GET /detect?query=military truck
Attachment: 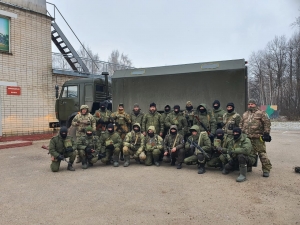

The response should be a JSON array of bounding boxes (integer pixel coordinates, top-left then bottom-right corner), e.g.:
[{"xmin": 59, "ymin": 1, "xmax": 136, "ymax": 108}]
[
  {"xmin": 51, "ymin": 72, "xmax": 112, "ymax": 128},
  {"xmin": 112, "ymin": 59, "xmax": 248, "ymax": 114}
]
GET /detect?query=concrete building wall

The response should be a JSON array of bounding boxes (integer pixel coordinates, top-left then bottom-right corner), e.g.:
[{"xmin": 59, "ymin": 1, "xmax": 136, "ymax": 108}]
[
  {"xmin": 2, "ymin": 0, "xmax": 46, "ymax": 14},
  {"xmin": 0, "ymin": 2, "xmax": 73, "ymax": 136}
]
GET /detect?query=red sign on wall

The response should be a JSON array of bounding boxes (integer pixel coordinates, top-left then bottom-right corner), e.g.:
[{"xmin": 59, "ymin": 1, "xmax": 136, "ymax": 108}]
[{"xmin": 7, "ymin": 86, "xmax": 21, "ymax": 95}]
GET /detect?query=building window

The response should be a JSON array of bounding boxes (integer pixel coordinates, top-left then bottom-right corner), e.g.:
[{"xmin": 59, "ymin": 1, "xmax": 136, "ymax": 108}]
[{"xmin": 0, "ymin": 17, "xmax": 9, "ymax": 52}]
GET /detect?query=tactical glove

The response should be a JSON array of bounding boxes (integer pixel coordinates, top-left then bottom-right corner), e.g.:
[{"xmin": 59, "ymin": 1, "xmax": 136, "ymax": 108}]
[
  {"xmin": 98, "ymin": 152, "xmax": 106, "ymax": 159},
  {"xmin": 85, "ymin": 147, "xmax": 93, "ymax": 154},
  {"xmin": 57, "ymin": 155, "xmax": 64, "ymax": 161},
  {"xmin": 262, "ymin": 132, "xmax": 272, "ymax": 142},
  {"xmin": 65, "ymin": 146, "xmax": 74, "ymax": 153}
]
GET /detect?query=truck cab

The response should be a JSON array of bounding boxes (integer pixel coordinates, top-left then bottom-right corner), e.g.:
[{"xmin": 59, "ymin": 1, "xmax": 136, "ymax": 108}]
[{"xmin": 53, "ymin": 76, "xmax": 112, "ymax": 128}]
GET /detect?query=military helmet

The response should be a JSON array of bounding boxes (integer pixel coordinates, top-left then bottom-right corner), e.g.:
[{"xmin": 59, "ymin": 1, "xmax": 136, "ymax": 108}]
[
  {"xmin": 80, "ymin": 105, "xmax": 89, "ymax": 110},
  {"xmin": 86, "ymin": 126, "xmax": 93, "ymax": 132}
]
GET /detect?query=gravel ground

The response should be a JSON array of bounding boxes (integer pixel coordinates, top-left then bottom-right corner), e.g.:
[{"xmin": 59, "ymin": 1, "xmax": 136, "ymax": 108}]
[{"xmin": 0, "ymin": 130, "xmax": 300, "ymax": 225}]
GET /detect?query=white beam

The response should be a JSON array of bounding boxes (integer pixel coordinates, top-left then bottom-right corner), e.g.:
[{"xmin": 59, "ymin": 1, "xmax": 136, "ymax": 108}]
[
  {"xmin": 0, "ymin": 10, "xmax": 18, "ymax": 18},
  {"xmin": 0, "ymin": 81, "xmax": 17, "ymax": 86}
]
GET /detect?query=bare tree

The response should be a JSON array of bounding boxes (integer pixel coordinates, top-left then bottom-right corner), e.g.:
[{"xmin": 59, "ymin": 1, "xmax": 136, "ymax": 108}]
[{"xmin": 108, "ymin": 50, "xmax": 133, "ymax": 75}]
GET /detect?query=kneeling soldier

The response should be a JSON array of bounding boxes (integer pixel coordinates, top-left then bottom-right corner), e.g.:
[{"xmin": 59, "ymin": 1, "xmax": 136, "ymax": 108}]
[
  {"xmin": 99, "ymin": 123, "xmax": 123, "ymax": 167},
  {"xmin": 123, "ymin": 123, "xmax": 145, "ymax": 167},
  {"xmin": 49, "ymin": 126, "xmax": 76, "ymax": 172},
  {"xmin": 77, "ymin": 126, "xmax": 105, "ymax": 169},
  {"xmin": 219, "ymin": 127, "xmax": 256, "ymax": 182},
  {"xmin": 144, "ymin": 126, "xmax": 163, "ymax": 166},
  {"xmin": 184, "ymin": 125, "xmax": 211, "ymax": 174},
  {"xmin": 163, "ymin": 125, "xmax": 185, "ymax": 169}
]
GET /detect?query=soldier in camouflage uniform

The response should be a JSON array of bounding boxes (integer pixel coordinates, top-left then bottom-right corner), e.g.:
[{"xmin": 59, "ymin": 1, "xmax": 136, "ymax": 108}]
[
  {"xmin": 161, "ymin": 105, "xmax": 172, "ymax": 137},
  {"xmin": 206, "ymin": 129, "xmax": 231, "ymax": 170},
  {"xmin": 163, "ymin": 125, "xmax": 185, "ymax": 169},
  {"xmin": 48, "ymin": 126, "xmax": 76, "ymax": 172},
  {"xmin": 212, "ymin": 100, "xmax": 226, "ymax": 129},
  {"xmin": 183, "ymin": 125, "xmax": 211, "ymax": 174},
  {"xmin": 239, "ymin": 99, "xmax": 272, "ymax": 177},
  {"xmin": 71, "ymin": 105, "xmax": 96, "ymax": 163},
  {"xmin": 99, "ymin": 123, "xmax": 123, "ymax": 167},
  {"xmin": 142, "ymin": 102, "xmax": 164, "ymax": 137},
  {"xmin": 76, "ymin": 126, "xmax": 105, "ymax": 169},
  {"xmin": 165, "ymin": 105, "xmax": 188, "ymax": 136},
  {"xmin": 193, "ymin": 103, "xmax": 216, "ymax": 140},
  {"xmin": 219, "ymin": 127, "xmax": 256, "ymax": 182},
  {"xmin": 222, "ymin": 102, "xmax": 241, "ymax": 138},
  {"xmin": 123, "ymin": 123, "xmax": 145, "ymax": 167},
  {"xmin": 143, "ymin": 126, "xmax": 164, "ymax": 166},
  {"xmin": 130, "ymin": 103, "xmax": 144, "ymax": 131},
  {"xmin": 182, "ymin": 101, "xmax": 195, "ymax": 134},
  {"xmin": 94, "ymin": 102, "xmax": 112, "ymax": 137}
]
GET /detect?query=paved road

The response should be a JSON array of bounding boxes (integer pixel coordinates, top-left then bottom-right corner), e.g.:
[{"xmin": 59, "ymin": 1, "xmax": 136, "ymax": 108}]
[{"xmin": 0, "ymin": 130, "xmax": 300, "ymax": 224}]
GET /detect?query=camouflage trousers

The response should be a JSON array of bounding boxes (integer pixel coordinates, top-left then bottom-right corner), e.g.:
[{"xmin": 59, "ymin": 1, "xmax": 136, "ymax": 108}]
[
  {"xmin": 163, "ymin": 148, "xmax": 185, "ymax": 164},
  {"xmin": 250, "ymin": 138, "xmax": 272, "ymax": 172},
  {"xmin": 78, "ymin": 150, "xmax": 98, "ymax": 164},
  {"xmin": 145, "ymin": 149, "xmax": 161, "ymax": 166},
  {"xmin": 122, "ymin": 146, "xmax": 144, "ymax": 159},
  {"xmin": 206, "ymin": 153, "xmax": 222, "ymax": 167},
  {"xmin": 183, "ymin": 152, "xmax": 210, "ymax": 165},
  {"xmin": 50, "ymin": 151, "xmax": 76, "ymax": 172},
  {"xmin": 220, "ymin": 153, "xmax": 256, "ymax": 169},
  {"xmin": 101, "ymin": 147, "xmax": 121, "ymax": 163}
]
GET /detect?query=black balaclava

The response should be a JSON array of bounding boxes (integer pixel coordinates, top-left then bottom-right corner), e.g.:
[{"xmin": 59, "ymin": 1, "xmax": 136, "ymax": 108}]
[
  {"xmin": 199, "ymin": 105, "xmax": 206, "ymax": 113},
  {"xmin": 233, "ymin": 127, "xmax": 242, "ymax": 140},
  {"xmin": 186, "ymin": 105, "xmax": 193, "ymax": 111},
  {"xmin": 216, "ymin": 129, "xmax": 224, "ymax": 140},
  {"xmin": 148, "ymin": 130, "xmax": 154, "ymax": 138},
  {"xmin": 174, "ymin": 105, "xmax": 180, "ymax": 114},
  {"xmin": 107, "ymin": 123, "xmax": 114, "ymax": 133},
  {"xmin": 133, "ymin": 125, "xmax": 140, "ymax": 133},
  {"xmin": 227, "ymin": 103, "xmax": 235, "ymax": 113},
  {"xmin": 170, "ymin": 128, "xmax": 177, "ymax": 135},
  {"xmin": 213, "ymin": 100, "xmax": 220, "ymax": 110},
  {"xmin": 100, "ymin": 102, "xmax": 106, "ymax": 111},
  {"xmin": 164, "ymin": 105, "xmax": 171, "ymax": 113},
  {"xmin": 60, "ymin": 126, "xmax": 68, "ymax": 139}
]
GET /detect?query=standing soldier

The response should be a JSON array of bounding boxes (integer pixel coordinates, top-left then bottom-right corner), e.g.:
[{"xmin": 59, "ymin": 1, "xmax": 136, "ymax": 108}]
[
  {"xmin": 165, "ymin": 105, "xmax": 188, "ymax": 136},
  {"xmin": 111, "ymin": 103, "xmax": 131, "ymax": 161},
  {"xmin": 142, "ymin": 102, "xmax": 164, "ymax": 137},
  {"xmin": 222, "ymin": 103, "xmax": 241, "ymax": 138},
  {"xmin": 183, "ymin": 101, "xmax": 195, "ymax": 133},
  {"xmin": 130, "ymin": 103, "xmax": 144, "ymax": 131},
  {"xmin": 163, "ymin": 125, "xmax": 185, "ymax": 169},
  {"xmin": 71, "ymin": 105, "xmax": 96, "ymax": 163},
  {"xmin": 76, "ymin": 126, "xmax": 105, "ymax": 169},
  {"xmin": 161, "ymin": 105, "xmax": 172, "ymax": 137},
  {"xmin": 48, "ymin": 126, "xmax": 76, "ymax": 172},
  {"xmin": 212, "ymin": 100, "xmax": 226, "ymax": 129},
  {"xmin": 219, "ymin": 127, "xmax": 256, "ymax": 182},
  {"xmin": 143, "ymin": 126, "xmax": 164, "ymax": 166},
  {"xmin": 193, "ymin": 103, "xmax": 216, "ymax": 140},
  {"xmin": 239, "ymin": 99, "xmax": 272, "ymax": 177},
  {"xmin": 183, "ymin": 125, "xmax": 211, "ymax": 174},
  {"xmin": 99, "ymin": 123, "xmax": 123, "ymax": 167},
  {"xmin": 123, "ymin": 123, "xmax": 145, "ymax": 167},
  {"xmin": 94, "ymin": 102, "xmax": 112, "ymax": 137}
]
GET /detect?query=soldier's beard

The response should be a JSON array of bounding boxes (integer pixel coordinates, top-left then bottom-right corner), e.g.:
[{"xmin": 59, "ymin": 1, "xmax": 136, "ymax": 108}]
[
  {"xmin": 248, "ymin": 107, "xmax": 256, "ymax": 112},
  {"xmin": 118, "ymin": 109, "xmax": 124, "ymax": 114}
]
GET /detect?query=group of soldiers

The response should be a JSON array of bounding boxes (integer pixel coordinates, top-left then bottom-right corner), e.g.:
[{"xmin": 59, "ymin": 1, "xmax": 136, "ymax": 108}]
[{"xmin": 48, "ymin": 99, "xmax": 273, "ymax": 182}]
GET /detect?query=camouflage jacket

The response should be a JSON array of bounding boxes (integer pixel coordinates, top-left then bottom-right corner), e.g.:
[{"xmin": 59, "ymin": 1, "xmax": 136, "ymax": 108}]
[
  {"xmin": 142, "ymin": 111, "xmax": 164, "ymax": 134},
  {"xmin": 144, "ymin": 134, "xmax": 163, "ymax": 152},
  {"xmin": 165, "ymin": 112, "xmax": 188, "ymax": 135},
  {"xmin": 123, "ymin": 131, "xmax": 145, "ymax": 154},
  {"xmin": 77, "ymin": 135, "xmax": 101, "ymax": 155},
  {"xmin": 185, "ymin": 132, "xmax": 211, "ymax": 152},
  {"xmin": 182, "ymin": 109, "xmax": 195, "ymax": 129},
  {"xmin": 99, "ymin": 131, "xmax": 122, "ymax": 153},
  {"xmin": 222, "ymin": 111, "xmax": 241, "ymax": 136},
  {"xmin": 111, "ymin": 110, "xmax": 131, "ymax": 134},
  {"xmin": 212, "ymin": 134, "xmax": 231, "ymax": 151},
  {"xmin": 193, "ymin": 110, "xmax": 217, "ymax": 135},
  {"xmin": 163, "ymin": 133, "xmax": 184, "ymax": 152},
  {"xmin": 94, "ymin": 109, "xmax": 112, "ymax": 125},
  {"xmin": 130, "ymin": 111, "xmax": 144, "ymax": 131},
  {"xmin": 212, "ymin": 108, "xmax": 226, "ymax": 125},
  {"xmin": 239, "ymin": 108, "xmax": 271, "ymax": 138},
  {"xmin": 227, "ymin": 134, "xmax": 255, "ymax": 158},
  {"xmin": 71, "ymin": 113, "xmax": 96, "ymax": 137},
  {"xmin": 49, "ymin": 135, "xmax": 77, "ymax": 158}
]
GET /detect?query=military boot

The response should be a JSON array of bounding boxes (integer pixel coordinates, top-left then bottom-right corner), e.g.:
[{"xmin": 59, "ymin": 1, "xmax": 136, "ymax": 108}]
[
  {"xmin": 236, "ymin": 165, "xmax": 247, "ymax": 182},
  {"xmin": 222, "ymin": 163, "xmax": 230, "ymax": 175},
  {"xmin": 67, "ymin": 163, "xmax": 75, "ymax": 171},
  {"xmin": 82, "ymin": 159, "xmax": 88, "ymax": 169},
  {"xmin": 263, "ymin": 172, "xmax": 269, "ymax": 177},
  {"xmin": 88, "ymin": 162, "xmax": 93, "ymax": 167},
  {"xmin": 171, "ymin": 158, "xmax": 176, "ymax": 166},
  {"xmin": 123, "ymin": 156, "xmax": 130, "ymax": 167},
  {"xmin": 198, "ymin": 163, "xmax": 206, "ymax": 174},
  {"xmin": 153, "ymin": 155, "xmax": 160, "ymax": 167},
  {"xmin": 247, "ymin": 166, "xmax": 252, "ymax": 172},
  {"xmin": 177, "ymin": 163, "xmax": 182, "ymax": 169}
]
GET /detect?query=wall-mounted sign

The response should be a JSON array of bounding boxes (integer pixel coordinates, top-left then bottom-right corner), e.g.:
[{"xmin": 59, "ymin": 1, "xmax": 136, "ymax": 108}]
[
  {"xmin": 7, "ymin": 86, "xmax": 21, "ymax": 95},
  {"xmin": 0, "ymin": 17, "xmax": 9, "ymax": 52}
]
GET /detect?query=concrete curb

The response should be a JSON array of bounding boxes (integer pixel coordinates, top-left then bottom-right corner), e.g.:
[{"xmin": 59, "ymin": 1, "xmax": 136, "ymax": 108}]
[{"xmin": 0, "ymin": 141, "xmax": 33, "ymax": 150}]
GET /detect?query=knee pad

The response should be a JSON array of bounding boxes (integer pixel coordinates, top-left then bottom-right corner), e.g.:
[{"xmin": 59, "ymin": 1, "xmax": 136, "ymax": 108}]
[
  {"xmin": 139, "ymin": 152, "xmax": 146, "ymax": 160},
  {"xmin": 123, "ymin": 146, "xmax": 129, "ymax": 154}
]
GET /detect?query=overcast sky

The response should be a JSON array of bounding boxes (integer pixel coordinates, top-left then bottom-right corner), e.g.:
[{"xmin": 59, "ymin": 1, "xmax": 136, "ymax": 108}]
[{"xmin": 48, "ymin": 0, "xmax": 300, "ymax": 68}]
